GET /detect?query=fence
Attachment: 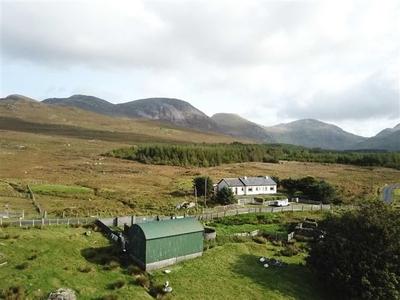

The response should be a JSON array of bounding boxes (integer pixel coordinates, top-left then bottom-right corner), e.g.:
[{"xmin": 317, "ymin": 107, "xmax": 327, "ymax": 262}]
[
  {"xmin": 1, "ymin": 203, "xmax": 346, "ymax": 228},
  {"xmin": 0, "ymin": 217, "xmax": 95, "ymax": 227}
]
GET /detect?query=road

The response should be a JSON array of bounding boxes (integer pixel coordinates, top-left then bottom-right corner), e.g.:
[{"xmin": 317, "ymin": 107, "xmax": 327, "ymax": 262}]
[{"xmin": 381, "ymin": 183, "xmax": 400, "ymax": 204}]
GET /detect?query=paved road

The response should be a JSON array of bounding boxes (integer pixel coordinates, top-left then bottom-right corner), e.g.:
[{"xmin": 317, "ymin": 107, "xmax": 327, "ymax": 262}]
[{"xmin": 382, "ymin": 183, "xmax": 400, "ymax": 204}]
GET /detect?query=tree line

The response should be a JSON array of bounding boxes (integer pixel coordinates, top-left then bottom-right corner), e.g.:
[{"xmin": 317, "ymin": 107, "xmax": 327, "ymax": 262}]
[{"xmin": 105, "ymin": 143, "xmax": 400, "ymax": 169}]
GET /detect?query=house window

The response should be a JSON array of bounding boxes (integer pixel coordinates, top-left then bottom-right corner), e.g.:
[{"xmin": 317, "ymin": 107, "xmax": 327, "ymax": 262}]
[
  {"xmin": 270, "ymin": 187, "xmax": 274, "ymax": 191},
  {"xmin": 241, "ymin": 188, "xmax": 244, "ymax": 191},
  {"xmin": 248, "ymin": 187, "xmax": 253, "ymax": 192}
]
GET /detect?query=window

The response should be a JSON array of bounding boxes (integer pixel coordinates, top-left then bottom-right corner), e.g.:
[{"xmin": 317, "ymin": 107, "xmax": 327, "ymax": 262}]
[
  {"xmin": 270, "ymin": 187, "xmax": 274, "ymax": 191},
  {"xmin": 248, "ymin": 187, "xmax": 253, "ymax": 192}
]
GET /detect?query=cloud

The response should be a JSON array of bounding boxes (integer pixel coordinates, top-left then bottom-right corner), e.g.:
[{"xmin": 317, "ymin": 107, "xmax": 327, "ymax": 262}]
[{"xmin": 1, "ymin": 0, "xmax": 399, "ymax": 137}]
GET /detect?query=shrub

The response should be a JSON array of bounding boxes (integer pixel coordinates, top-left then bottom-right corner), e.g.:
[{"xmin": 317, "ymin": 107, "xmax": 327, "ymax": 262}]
[
  {"xmin": 279, "ymin": 244, "xmax": 300, "ymax": 257},
  {"xmin": 70, "ymin": 223, "xmax": 82, "ymax": 228},
  {"xmin": 136, "ymin": 275, "xmax": 150, "ymax": 289},
  {"xmin": 34, "ymin": 225, "xmax": 46, "ymax": 230},
  {"xmin": 127, "ymin": 265, "xmax": 142, "ymax": 276},
  {"xmin": 252, "ymin": 235, "xmax": 268, "ymax": 244},
  {"xmin": 104, "ymin": 260, "xmax": 120, "ymax": 271},
  {"xmin": 28, "ymin": 254, "xmax": 38, "ymax": 260},
  {"xmin": 112, "ymin": 278, "xmax": 126, "ymax": 289},
  {"xmin": 2, "ymin": 285, "xmax": 25, "ymax": 300},
  {"xmin": 79, "ymin": 264, "xmax": 94, "ymax": 273},
  {"xmin": 2, "ymin": 233, "xmax": 12, "ymax": 239},
  {"xmin": 16, "ymin": 262, "xmax": 29, "ymax": 270}
]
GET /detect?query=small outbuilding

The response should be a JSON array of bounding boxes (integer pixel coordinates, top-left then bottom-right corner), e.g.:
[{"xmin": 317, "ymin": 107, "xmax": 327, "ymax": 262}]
[{"xmin": 127, "ymin": 217, "xmax": 204, "ymax": 271}]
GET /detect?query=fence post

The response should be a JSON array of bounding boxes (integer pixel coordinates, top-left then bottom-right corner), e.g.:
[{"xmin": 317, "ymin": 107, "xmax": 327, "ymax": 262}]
[
  {"xmin": 22, "ymin": 210, "xmax": 24, "ymax": 219},
  {"xmin": 32, "ymin": 219, "xmax": 35, "ymax": 226},
  {"xmin": 67, "ymin": 219, "xmax": 70, "ymax": 225},
  {"xmin": 42, "ymin": 218, "xmax": 44, "ymax": 225},
  {"xmin": 57, "ymin": 219, "xmax": 59, "ymax": 225},
  {"xmin": 19, "ymin": 218, "xmax": 22, "ymax": 227}
]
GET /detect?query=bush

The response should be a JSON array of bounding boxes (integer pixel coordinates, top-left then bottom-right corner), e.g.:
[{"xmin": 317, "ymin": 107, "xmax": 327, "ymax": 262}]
[
  {"xmin": 104, "ymin": 260, "xmax": 120, "ymax": 271},
  {"xmin": 279, "ymin": 244, "xmax": 300, "ymax": 257},
  {"xmin": 2, "ymin": 285, "xmax": 25, "ymax": 300},
  {"xmin": 252, "ymin": 235, "xmax": 268, "ymax": 244},
  {"xmin": 127, "ymin": 265, "xmax": 142, "ymax": 276},
  {"xmin": 136, "ymin": 275, "xmax": 150, "ymax": 289},
  {"xmin": 112, "ymin": 278, "xmax": 126, "ymax": 289},
  {"xmin": 28, "ymin": 254, "xmax": 38, "ymax": 260},
  {"xmin": 16, "ymin": 262, "xmax": 29, "ymax": 270},
  {"xmin": 79, "ymin": 264, "xmax": 94, "ymax": 273}
]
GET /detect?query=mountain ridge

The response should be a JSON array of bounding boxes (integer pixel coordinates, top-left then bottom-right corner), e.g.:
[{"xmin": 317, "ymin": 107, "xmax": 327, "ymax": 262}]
[{"xmin": 36, "ymin": 94, "xmax": 400, "ymax": 151}]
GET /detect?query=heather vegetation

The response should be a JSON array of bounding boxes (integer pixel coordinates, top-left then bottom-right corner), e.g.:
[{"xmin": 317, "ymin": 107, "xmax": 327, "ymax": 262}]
[{"xmin": 106, "ymin": 143, "xmax": 400, "ymax": 169}]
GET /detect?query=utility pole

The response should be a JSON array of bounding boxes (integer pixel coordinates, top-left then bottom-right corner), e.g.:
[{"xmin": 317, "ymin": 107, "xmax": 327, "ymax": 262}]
[
  {"xmin": 194, "ymin": 186, "xmax": 198, "ymax": 213},
  {"xmin": 204, "ymin": 177, "xmax": 207, "ymax": 208}
]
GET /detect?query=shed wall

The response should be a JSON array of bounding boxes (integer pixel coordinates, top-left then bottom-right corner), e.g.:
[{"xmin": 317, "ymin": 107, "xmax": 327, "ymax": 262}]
[{"xmin": 146, "ymin": 231, "xmax": 203, "ymax": 264}]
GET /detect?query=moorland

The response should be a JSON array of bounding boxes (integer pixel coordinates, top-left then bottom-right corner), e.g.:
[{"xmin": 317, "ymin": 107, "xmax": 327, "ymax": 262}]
[{"xmin": 0, "ymin": 96, "xmax": 399, "ymax": 299}]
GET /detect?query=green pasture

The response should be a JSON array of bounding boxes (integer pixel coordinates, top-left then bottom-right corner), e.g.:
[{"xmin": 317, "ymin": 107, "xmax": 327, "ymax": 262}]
[
  {"xmin": 30, "ymin": 185, "xmax": 93, "ymax": 197},
  {"xmin": 0, "ymin": 224, "xmax": 333, "ymax": 300}
]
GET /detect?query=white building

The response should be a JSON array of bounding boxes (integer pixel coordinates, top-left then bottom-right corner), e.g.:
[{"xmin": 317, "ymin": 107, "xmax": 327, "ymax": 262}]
[{"xmin": 216, "ymin": 176, "xmax": 277, "ymax": 196}]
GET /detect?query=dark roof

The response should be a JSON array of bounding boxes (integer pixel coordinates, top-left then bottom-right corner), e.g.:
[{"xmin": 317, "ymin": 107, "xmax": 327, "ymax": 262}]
[
  {"xmin": 135, "ymin": 217, "xmax": 204, "ymax": 240},
  {"xmin": 220, "ymin": 176, "xmax": 277, "ymax": 187},
  {"xmin": 239, "ymin": 176, "xmax": 276, "ymax": 186},
  {"xmin": 220, "ymin": 178, "xmax": 245, "ymax": 187}
]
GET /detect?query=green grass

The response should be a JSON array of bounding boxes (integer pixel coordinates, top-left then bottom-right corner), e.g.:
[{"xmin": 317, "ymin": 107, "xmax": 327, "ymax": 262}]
[
  {"xmin": 0, "ymin": 221, "xmax": 335, "ymax": 300},
  {"xmin": 0, "ymin": 225, "xmax": 151, "ymax": 300},
  {"xmin": 30, "ymin": 184, "xmax": 93, "ymax": 196},
  {"xmin": 149, "ymin": 242, "xmax": 334, "ymax": 300}
]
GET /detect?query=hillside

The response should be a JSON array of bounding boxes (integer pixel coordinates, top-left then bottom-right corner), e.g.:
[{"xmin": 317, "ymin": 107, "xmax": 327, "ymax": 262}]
[
  {"xmin": 39, "ymin": 94, "xmax": 398, "ymax": 150},
  {"xmin": 117, "ymin": 98, "xmax": 222, "ymax": 133},
  {"xmin": 265, "ymin": 119, "xmax": 367, "ymax": 150},
  {"xmin": 211, "ymin": 113, "xmax": 275, "ymax": 143},
  {"xmin": 43, "ymin": 94, "xmax": 125, "ymax": 118},
  {"xmin": 0, "ymin": 95, "xmax": 243, "ymax": 145},
  {"xmin": 353, "ymin": 124, "xmax": 400, "ymax": 150}
]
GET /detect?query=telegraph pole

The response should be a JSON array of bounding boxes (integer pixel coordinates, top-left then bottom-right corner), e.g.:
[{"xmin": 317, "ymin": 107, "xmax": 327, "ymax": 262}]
[{"xmin": 204, "ymin": 177, "xmax": 207, "ymax": 208}]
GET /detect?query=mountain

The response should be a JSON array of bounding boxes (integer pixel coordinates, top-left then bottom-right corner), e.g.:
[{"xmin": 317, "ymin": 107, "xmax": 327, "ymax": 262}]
[
  {"xmin": 264, "ymin": 119, "xmax": 367, "ymax": 150},
  {"xmin": 43, "ymin": 95, "xmax": 124, "ymax": 117},
  {"xmin": 40, "ymin": 94, "xmax": 395, "ymax": 150},
  {"xmin": 211, "ymin": 113, "xmax": 275, "ymax": 143},
  {"xmin": 1, "ymin": 95, "xmax": 241, "ymax": 145},
  {"xmin": 353, "ymin": 124, "xmax": 400, "ymax": 151},
  {"xmin": 43, "ymin": 96, "xmax": 222, "ymax": 134},
  {"xmin": 116, "ymin": 98, "xmax": 222, "ymax": 133}
]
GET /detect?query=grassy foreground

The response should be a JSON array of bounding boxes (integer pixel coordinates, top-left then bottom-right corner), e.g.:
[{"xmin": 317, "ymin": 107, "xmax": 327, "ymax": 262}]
[{"xmin": 0, "ymin": 223, "xmax": 333, "ymax": 300}]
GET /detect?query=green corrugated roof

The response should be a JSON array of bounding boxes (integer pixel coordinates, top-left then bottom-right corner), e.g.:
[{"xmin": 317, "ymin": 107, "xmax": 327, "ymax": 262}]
[{"xmin": 136, "ymin": 217, "xmax": 204, "ymax": 240}]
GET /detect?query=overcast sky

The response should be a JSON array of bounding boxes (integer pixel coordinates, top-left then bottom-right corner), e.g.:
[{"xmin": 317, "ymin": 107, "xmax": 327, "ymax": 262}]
[{"xmin": 1, "ymin": 0, "xmax": 399, "ymax": 137}]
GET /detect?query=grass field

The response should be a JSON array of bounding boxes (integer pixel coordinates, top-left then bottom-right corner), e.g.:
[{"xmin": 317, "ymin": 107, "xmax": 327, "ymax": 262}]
[{"xmin": 0, "ymin": 224, "xmax": 333, "ymax": 300}]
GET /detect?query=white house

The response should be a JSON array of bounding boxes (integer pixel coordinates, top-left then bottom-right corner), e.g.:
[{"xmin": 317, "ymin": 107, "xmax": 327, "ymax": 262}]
[{"xmin": 217, "ymin": 176, "xmax": 277, "ymax": 196}]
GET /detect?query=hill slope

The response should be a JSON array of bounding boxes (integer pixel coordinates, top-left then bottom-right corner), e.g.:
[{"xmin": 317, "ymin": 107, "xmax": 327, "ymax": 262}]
[
  {"xmin": 117, "ymin": 98, "xmax": 222, "ymax": 133},
  {"xmin": 43, "ymin": 94, "xmax": 125, "ymax": 117},
  {"xmin": 40, "ymin": 94, "xmax": 394, "ymax": 150},
  {"xmin": 211, "ymin": 113, "xmax": 276, "ymax": 143},
  {"xmin": 265, "ymin": 119, "xmax": 367, "ymax": 150},
  {"xmin": 1, "ymin": 95, "xmax": 242, "ymax": 145},
  {"xmin": 353, "ymin": 124, "xmax": 400, "ymax": 150}
]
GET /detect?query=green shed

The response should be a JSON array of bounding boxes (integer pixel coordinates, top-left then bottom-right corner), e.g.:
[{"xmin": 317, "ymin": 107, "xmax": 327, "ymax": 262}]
[{"xmin": 128, "ymin": 217, "xmax": 204, "ymax": 271}]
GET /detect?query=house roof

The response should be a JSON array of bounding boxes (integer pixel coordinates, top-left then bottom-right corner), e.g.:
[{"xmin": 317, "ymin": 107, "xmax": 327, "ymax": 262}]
[
  {"xmin": 221, "ymin": 178, "xmax": 245, "ymax": 187},
  {"xmin": 135, "ymin": 217, "xmax": 204, "ymax": 240},
  {"xmin": 219, "ymin": 176, "xmax": 276, "ymax": 187},
  {"xmin": 239, "ymin": 176, "xmax": 277, "ymax": 186}
]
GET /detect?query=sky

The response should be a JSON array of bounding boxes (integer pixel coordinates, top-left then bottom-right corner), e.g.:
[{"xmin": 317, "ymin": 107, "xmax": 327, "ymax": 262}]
[{"xmin": 1, "ymin": 0, "xmax": 399, "ymax": 137}]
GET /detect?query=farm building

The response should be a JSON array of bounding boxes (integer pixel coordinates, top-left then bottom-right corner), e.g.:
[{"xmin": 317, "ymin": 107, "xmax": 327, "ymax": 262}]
[
  {"xmin": 217, "ymin": 176, "xmax": 277, "ymax": 196},
  {"xmin": 127, "ymin": 217, "xmax": 204, "ymax": 271}
]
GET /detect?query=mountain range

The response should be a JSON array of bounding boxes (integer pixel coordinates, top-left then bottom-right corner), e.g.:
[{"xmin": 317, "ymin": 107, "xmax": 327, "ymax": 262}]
[{"xmin": 5, "ymin": 94, "xmax": 400, "ymax": 151}]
